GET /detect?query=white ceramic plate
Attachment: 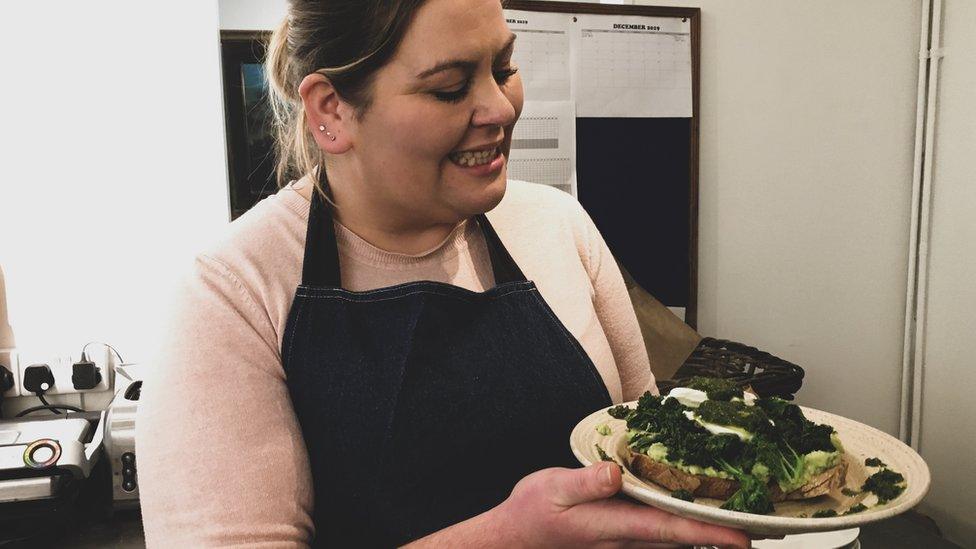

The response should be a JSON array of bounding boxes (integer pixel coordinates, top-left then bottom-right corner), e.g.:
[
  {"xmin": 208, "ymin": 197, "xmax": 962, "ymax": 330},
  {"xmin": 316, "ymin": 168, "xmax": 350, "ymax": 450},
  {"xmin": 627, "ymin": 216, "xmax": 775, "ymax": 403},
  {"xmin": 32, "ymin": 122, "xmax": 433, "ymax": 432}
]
[{"xmin": 570, "ymin": 402, "xmax": 930, "ymax": 536}]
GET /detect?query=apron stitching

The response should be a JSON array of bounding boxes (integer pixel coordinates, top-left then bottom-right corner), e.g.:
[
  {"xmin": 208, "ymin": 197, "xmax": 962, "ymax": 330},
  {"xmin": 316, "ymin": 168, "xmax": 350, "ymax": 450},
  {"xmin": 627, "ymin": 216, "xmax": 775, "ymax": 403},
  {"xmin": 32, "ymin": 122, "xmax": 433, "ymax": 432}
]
[
  {"xmin": 298, "ymin": 279, "xmax": 531, "ymax": 297},
  {"xmin": 285, "ymin": 295, "xmax": 307, "ymax": 370},
  {"xmin": 295, "ymin": 287, "xmax": 536, "ymax": 303},
  {"xmin": 378, "ymin": 294, "xmax": 426, "ymax": 457},
  {"xmin": 297, "ymin": 282, "xmax": 532, "ymax": 298}
]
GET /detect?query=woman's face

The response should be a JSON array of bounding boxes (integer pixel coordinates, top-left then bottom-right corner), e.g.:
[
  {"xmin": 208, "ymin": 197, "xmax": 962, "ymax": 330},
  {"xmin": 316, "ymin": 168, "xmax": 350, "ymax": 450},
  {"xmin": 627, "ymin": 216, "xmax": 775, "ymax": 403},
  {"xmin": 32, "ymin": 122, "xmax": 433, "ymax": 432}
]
[{"xmin": 339, "ymin": 0, "xmax": 523, "ymax": 224}]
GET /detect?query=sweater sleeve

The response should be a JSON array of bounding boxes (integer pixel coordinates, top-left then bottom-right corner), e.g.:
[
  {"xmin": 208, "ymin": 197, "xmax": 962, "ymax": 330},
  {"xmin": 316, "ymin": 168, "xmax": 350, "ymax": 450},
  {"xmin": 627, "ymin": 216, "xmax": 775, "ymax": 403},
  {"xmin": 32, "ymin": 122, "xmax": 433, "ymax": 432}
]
[
  {"xmin": 578, "ymin": 207, "xmax": 658, "ymax": 400},
  {"xmin": 137, "ymin": 255, "xmax": 314, "ymax": 547}
]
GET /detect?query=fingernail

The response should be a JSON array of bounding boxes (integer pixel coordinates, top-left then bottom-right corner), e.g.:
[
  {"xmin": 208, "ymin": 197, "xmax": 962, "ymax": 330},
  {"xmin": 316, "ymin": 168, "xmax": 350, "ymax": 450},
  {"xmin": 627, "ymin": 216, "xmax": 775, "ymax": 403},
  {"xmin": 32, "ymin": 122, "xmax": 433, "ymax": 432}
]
[{"xmin": 601, "ymin": 464, "xmax": 614, "ymax": 486}]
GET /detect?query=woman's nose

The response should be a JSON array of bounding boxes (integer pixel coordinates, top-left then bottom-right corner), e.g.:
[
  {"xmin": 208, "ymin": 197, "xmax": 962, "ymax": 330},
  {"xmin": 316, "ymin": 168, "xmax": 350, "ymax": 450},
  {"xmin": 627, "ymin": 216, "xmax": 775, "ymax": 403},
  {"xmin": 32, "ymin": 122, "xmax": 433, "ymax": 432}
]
[{"xmin": 470, "ymin": 76, "xmax": 517, "ymax": 128}]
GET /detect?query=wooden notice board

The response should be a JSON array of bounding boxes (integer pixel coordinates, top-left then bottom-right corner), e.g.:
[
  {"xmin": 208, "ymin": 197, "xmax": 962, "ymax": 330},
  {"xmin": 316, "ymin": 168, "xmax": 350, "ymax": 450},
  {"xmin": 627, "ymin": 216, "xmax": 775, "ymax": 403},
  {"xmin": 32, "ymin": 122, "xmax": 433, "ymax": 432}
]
[{"xmin": 503, "ymin": 1, "xmax": 700, "ymax": 328}]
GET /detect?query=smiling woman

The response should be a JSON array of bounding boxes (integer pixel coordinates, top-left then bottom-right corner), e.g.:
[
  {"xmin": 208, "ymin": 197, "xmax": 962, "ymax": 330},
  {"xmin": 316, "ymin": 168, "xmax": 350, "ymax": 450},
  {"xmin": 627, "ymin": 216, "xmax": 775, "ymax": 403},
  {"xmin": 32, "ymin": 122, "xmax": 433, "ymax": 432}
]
[{"xmin": 135, "ymin": 1, "xmax": 749, "ymax": 548}]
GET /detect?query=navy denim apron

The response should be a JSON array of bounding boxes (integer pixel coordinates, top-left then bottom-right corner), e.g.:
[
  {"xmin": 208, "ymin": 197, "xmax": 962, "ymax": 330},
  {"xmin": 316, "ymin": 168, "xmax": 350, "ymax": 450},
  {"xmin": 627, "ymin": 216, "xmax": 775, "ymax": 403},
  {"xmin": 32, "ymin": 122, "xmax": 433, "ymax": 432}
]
[{"xmin": 282, "ymin": 191, "xmax": 613, "ymax": 547}]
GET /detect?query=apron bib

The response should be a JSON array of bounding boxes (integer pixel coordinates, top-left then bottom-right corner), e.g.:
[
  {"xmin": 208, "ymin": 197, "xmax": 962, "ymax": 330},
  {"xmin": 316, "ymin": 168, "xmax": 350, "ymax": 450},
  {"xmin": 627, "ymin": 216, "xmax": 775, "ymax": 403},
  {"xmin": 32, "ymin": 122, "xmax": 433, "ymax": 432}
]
[{"xmin": 282, "ymin": 191, "xmax": 612, "ymax": 547}]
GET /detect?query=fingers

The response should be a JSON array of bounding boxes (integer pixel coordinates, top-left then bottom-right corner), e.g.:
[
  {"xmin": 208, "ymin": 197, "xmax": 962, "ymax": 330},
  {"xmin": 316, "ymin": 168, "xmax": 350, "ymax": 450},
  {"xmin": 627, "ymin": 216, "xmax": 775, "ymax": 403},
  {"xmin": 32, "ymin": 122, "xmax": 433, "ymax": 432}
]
[
  {"xmin": 574, "ymin": 498, "xmax": 751, "ymax": 549},
  {"xmin": 548, "ymin": 463, "xmax": 623, "ymax": 508}
]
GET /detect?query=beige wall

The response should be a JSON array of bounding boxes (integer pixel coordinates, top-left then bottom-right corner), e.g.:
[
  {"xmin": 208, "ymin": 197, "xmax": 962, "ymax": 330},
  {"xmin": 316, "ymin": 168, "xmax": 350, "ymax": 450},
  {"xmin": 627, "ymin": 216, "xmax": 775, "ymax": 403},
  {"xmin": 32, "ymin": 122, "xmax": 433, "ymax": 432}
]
[
  {"xmin": 916, "ymin": 1, "xmax": 976, "ymax": 544},
  {"xmin": 627, "ymin": 0, "xmax": 919, "ymax": 438}
]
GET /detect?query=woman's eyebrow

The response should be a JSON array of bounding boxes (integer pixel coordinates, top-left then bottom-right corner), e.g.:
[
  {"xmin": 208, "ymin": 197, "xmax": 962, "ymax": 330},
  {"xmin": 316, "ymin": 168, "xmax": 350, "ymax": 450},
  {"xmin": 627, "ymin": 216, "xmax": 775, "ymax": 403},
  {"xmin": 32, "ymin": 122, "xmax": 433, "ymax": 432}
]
[{"xmin": 415, "ymin": 33, "xmax": 517, "ymax": 79}]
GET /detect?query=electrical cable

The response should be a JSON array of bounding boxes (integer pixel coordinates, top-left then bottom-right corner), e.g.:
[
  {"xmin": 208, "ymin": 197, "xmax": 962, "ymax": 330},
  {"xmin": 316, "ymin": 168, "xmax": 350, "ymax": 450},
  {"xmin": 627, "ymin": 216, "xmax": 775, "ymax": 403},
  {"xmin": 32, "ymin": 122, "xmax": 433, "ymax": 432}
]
[
  {"xmin": 16, "ymin": 404, "xmax": 86, "ymax": 417},
  {"xmin": 36, "ymin": 394, "xmax": 64, "ymax": 415},
  {"xmin": 81, "ymin": 341, "xmax": 124, "ymax": 364}
]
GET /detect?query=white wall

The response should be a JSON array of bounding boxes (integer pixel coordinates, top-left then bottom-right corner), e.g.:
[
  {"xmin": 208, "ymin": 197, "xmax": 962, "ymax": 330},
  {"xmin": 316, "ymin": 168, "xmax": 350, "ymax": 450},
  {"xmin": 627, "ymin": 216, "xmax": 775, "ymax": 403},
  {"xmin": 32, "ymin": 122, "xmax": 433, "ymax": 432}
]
[
  {"xmin": 218, "ymin": 0, "xmax": 286, "ymax": 30},
  {"xmin": 916, "ymin": 1, "xmax": 976, "ymax": 544},
  {"xmin": 0, "ymin": 1, "xmax": 229, "ymax": 408}
]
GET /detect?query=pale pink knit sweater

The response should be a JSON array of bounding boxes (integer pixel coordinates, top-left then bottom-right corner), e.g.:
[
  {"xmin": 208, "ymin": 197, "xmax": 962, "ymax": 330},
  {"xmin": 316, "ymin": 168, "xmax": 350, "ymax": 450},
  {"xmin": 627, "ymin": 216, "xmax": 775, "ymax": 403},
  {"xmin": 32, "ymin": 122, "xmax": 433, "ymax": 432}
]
[{"xmin": 136, "ymin": 177, "xmax": 654, "ymax": 547}]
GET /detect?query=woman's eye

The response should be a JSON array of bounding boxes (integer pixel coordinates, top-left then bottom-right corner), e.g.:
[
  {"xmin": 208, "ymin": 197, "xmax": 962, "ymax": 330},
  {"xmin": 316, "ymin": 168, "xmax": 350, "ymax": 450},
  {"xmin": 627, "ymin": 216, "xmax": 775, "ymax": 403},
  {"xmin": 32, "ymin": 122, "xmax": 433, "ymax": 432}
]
[
  {"xmin": 494, "ymin": 67, "xmax": 519, "ymax": 84},
  {"xmin": 432, "ymin": 82, "xmax": 471, "ymax": 103},
  {"xmin": 431, "ymin": 67, "xmax": 519, "ymax": 104}
]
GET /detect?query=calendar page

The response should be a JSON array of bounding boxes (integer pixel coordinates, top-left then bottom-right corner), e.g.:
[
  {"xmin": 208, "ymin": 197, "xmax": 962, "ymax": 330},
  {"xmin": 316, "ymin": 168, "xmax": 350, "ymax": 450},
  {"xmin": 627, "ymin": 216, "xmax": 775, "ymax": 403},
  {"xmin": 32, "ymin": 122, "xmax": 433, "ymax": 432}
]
[
  {"xmin": 507, "ymin": 10, "xmax": 573, "ymax": 101},
  {"xmin": 508, "ymin": 101, "xmax": 577, "ymax": 195},
  {"xmin": 575, "ymin": 14, "xmax": 692, "ymax": 118}
]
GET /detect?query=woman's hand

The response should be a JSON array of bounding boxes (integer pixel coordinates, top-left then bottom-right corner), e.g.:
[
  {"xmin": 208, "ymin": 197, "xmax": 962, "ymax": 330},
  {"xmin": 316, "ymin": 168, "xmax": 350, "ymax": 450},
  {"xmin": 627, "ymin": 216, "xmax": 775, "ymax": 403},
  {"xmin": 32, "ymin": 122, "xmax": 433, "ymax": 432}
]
[
  {"xmin": 495, "ymin": 463, "xmax": 750, "ymax": 548},
  {"xmin": 407, "ymin": 463, "xmax": 751, "ymax": 548}
]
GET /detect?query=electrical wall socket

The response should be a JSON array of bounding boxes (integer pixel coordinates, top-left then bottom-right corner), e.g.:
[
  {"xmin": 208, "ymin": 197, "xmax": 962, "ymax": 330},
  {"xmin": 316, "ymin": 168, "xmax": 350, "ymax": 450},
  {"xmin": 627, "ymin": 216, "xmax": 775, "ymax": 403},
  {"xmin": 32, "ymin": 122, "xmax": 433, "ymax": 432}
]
[{"xmin": 12, "ymin": 348, "xmax": 114, "ymax": 397}]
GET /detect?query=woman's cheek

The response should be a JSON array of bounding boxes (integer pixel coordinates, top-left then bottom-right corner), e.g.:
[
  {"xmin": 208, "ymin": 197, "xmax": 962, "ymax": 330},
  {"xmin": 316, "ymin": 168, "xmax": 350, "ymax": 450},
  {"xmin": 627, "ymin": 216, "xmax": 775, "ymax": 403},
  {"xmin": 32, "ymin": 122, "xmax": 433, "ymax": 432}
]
[{"xmin": 508, "ymin": 74, "xmax": 525, "ymax": 120}]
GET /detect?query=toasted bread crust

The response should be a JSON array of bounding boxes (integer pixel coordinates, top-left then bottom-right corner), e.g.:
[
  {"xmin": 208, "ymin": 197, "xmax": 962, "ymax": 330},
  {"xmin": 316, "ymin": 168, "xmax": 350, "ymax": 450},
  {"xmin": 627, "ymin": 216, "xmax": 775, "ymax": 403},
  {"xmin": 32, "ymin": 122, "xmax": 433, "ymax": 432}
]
[{"xmin": 626, "ymin": 450, "xmax": 848, "ymax": 501}]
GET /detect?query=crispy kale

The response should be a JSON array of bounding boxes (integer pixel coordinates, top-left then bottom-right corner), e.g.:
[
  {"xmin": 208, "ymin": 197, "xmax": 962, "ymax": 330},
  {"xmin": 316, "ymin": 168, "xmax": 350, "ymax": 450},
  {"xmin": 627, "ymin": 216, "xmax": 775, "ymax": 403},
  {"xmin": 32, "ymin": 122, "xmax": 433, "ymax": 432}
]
[
  {"xmin": 865, "ymin": 457, "xmax": 887, "ymax": 468},
  {"xmin": 623, "ymin": 393, "xmax": 716, "ymax": 468},
  {"xmin": 716, "ymin": 459, "xmax": 775, "ymax": 514},
  {"xmin": 812, "ymin": 509, "xmax": 838, "ymax": 518},
  {"xmin": 862, "ymin": 468, "xmax": 906, "ymax": 504},
  {"xmin": 697, "ymin": 400, "xmax": 776, "ymax": 437},
  {"xmin": 750, "ymin": 437, "xmax": 806, "ymax": 492},
  {"xmin": 841, "ymin": 487, "xmax": 861, "ymax": 497},
  {"xmin": 671, "ymin": 489, "xmax": 694, "ymax": 502},
  {"xmin": 845, "ymin": 503, "xmax": 868, "ymax": 515},
  {"xmin": 607, "ymin": 404, "xmax": 632, "ymax": 420},
  {"xmin": 685, "ymin": 376, "xmax": 743, "ymax": 401},
  {"xmin": 757, "ymin": 397, "xmax": 836, "ymax": 454}
]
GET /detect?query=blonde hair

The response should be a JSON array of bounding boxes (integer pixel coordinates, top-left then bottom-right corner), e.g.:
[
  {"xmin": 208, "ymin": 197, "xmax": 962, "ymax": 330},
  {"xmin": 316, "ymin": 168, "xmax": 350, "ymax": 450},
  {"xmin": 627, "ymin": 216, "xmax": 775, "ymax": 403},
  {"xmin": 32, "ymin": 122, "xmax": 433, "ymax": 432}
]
[{"xmin": 263, "ymin": 1, "xmax": 428, "ymax": 198}]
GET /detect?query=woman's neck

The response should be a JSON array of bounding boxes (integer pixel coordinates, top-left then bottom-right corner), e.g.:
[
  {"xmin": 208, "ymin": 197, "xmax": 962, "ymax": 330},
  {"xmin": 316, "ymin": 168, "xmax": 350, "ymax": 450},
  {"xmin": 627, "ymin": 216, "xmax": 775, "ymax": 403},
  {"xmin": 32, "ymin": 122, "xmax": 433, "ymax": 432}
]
[{"xmin": 296, "ymin": 177, "xmax": 461, "ymax": 256}]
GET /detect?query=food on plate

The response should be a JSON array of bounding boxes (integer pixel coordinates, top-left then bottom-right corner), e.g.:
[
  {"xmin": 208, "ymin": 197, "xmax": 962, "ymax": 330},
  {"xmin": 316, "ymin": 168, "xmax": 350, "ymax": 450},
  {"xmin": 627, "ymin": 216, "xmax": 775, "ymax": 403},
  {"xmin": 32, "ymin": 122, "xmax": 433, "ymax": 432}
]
[
  {"xmin": 829, "ymin": 456, "xmax": 907, "ymax": 505},
  {"xmin": 861, "ymin": 467, "xmax": 906, "ymax": 503},
  {"xmin": 607, "ymin": 377, "xmax": 850, "ymax": 515},
  {"xmin": 864, "ymin": 457, "xmax": 887, "ymax": 468}
]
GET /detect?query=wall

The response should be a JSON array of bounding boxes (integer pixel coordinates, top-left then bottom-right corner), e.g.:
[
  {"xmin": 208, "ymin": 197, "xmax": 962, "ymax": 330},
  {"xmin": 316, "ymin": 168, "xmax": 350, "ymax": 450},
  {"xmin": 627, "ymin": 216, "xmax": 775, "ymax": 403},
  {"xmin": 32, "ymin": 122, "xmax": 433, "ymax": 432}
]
[
  {"xmin": 0, "ymin": 1, "xmax": 229, "ymax": 411},
  {"xmin": 916, "ymin": 0, "xmax": 976, "ymax": 544},
  {"xmin": 610, "ymin": 0, "xmax": 919, "ymax": 438}
]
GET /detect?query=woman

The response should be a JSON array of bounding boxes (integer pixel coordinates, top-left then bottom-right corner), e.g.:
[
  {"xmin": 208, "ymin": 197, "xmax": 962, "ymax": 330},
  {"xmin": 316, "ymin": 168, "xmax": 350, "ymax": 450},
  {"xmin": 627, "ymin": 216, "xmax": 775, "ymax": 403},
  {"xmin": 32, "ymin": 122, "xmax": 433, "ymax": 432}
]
[{"xmin": 137, "ymin": 0, "xmax": 749, "ymax": 547}]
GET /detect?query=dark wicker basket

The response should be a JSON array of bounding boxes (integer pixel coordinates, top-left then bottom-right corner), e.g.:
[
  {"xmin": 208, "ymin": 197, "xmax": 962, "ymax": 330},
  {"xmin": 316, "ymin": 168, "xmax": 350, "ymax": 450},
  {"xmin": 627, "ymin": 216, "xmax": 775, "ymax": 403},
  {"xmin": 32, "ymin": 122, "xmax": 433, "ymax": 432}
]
[{"xmin": 656, "ymin": 337, "xmax": 805, "ymax": 400}]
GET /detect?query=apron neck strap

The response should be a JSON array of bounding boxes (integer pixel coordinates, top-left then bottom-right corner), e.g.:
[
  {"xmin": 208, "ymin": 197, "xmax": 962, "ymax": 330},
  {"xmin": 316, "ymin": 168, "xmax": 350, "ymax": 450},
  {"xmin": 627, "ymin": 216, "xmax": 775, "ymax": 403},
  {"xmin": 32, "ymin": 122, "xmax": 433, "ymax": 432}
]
[
  {"xmin": 474, "ymin": 213, "xmax": 527, "ymax": 285},
  {"xmin": 301, "ymin": 190, "xmax": 527, "ymax": 288}
]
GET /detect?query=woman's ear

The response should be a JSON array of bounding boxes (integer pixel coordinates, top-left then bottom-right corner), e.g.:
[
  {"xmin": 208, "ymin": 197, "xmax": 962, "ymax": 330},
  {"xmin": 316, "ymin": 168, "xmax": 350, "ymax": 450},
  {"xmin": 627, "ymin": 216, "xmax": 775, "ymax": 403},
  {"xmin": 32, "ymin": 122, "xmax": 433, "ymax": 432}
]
[{"xmin": 298, "ymin": 73, "xmax": 352, "ymax": 154}]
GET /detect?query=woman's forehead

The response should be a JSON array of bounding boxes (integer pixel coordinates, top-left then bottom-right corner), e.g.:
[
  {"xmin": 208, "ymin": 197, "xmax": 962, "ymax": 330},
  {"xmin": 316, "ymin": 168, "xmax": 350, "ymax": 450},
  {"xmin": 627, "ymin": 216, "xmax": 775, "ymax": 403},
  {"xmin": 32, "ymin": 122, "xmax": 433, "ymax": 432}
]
[{"xmin": 394, "ymin": 0, "xmax": 510, "ymax": 70}]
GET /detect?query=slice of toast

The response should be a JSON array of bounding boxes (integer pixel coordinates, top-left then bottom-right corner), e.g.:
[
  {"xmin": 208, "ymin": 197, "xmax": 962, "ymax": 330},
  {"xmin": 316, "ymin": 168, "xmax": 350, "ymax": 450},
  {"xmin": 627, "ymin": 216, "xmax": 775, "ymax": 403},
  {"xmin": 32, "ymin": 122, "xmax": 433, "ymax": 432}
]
[{"xmin": 626, "ymin": 450, "xmax": 848, "ymax": 502}]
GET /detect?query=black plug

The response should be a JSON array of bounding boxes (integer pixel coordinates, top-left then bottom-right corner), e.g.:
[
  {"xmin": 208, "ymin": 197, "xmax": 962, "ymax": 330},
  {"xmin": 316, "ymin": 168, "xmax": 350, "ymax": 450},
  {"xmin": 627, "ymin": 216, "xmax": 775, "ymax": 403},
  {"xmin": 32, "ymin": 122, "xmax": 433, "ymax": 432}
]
[
  {"xmin": 23, "ymin": 364, "xmax": 56, "ymax": 394},
  {"xmin": 72, "ymin": 357, "xmax": 102, "ymax": 390},
  {"xmin": 0, "ymin": 364, "xmax": 13, "ymax": 394}
]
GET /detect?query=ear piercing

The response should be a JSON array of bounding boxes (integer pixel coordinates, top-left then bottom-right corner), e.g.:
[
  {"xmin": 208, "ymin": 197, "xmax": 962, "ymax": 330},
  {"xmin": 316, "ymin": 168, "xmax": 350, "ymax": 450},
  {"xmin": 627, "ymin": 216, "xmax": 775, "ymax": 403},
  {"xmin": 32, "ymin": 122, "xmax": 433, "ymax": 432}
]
[{"xmin": 318, "ymin": 124, "xmax": 336, "ymax": 141}]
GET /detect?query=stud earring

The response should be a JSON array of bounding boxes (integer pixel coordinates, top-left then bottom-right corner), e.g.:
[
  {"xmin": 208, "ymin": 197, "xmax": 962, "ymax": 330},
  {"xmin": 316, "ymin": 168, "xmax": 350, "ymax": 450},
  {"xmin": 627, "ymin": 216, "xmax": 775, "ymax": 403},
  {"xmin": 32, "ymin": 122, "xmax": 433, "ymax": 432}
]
[{"xmin": 318, "ymin": 124, "xmax": 337, "ymax": 141}]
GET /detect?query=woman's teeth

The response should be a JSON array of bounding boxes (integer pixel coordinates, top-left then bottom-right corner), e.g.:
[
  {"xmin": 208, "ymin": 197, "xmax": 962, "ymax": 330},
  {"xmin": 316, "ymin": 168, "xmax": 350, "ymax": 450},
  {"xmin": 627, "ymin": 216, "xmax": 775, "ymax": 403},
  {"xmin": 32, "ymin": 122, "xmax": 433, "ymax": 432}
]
[{"xmin": 449, "ymin": 147, "xmax": 498, "ymax": 167}]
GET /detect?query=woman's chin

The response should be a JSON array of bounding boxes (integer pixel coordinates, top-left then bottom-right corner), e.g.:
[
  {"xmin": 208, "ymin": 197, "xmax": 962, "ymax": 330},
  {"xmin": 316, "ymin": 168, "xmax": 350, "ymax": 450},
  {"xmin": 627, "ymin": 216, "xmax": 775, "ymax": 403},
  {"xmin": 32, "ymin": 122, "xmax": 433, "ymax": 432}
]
[{"xmin": 466, "ymin": 172, "xmax": 507, "ymax": 215}]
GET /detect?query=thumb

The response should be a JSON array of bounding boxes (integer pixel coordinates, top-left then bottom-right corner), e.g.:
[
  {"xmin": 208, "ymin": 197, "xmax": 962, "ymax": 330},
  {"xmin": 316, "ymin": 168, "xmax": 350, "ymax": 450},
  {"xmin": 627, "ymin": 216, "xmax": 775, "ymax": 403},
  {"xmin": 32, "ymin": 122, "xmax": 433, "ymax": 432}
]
[{"xmin": 550, "ymin": 463, "xmax": 622, "ymax": 508}]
